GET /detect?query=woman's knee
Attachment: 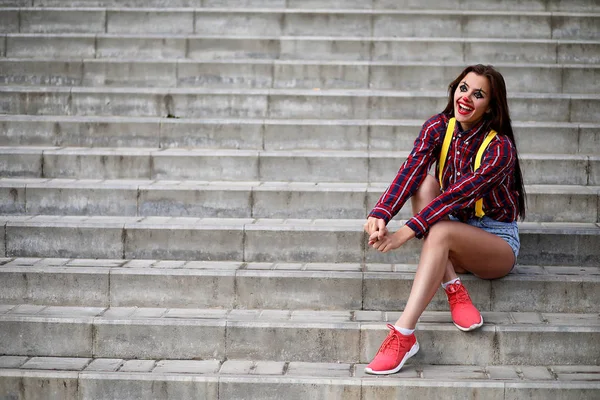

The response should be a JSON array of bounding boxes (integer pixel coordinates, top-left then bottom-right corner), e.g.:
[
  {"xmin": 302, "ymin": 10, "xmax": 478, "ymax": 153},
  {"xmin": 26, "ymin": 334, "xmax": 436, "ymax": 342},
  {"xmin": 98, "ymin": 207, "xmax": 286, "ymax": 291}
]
[{"xmin": 425, "ymin": 220, "xmax": 453, "ymax": 246}]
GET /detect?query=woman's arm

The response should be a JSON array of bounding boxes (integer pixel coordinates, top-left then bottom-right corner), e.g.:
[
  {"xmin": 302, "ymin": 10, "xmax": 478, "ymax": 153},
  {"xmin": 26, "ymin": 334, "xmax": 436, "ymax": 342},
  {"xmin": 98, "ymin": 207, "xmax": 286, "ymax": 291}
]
[{"xmin": 368, "ymin": 114, "xmax": 445, "ymax": 224}]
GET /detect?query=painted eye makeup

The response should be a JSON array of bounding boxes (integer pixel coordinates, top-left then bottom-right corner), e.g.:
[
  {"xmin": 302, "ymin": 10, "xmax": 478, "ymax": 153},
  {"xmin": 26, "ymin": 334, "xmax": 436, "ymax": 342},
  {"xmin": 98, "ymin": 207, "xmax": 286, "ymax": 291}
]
[
  {"xmin": 459, "ymin": 84, "xmax": 468, "ymax": 92},
  {"xmin": 474, "ymin": 91, "xmax": 484, "ymax": 99}
]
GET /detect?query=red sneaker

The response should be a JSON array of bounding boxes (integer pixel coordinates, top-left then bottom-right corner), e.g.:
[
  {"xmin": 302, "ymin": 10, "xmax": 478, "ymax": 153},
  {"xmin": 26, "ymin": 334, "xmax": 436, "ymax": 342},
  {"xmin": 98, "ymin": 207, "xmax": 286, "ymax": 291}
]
[
  {"xmin": 364, "ymin": 324, "xmax": 419, "ymax": 375},
  {"xmin": 445, "ymin": 282, "xmax": 484, "ymax": 331}
]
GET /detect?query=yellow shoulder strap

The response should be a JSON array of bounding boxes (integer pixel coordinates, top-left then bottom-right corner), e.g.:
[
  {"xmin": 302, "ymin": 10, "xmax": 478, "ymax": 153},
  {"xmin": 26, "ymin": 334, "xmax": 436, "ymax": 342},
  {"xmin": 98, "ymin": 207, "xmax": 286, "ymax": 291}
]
[
  {"xmin": 474, "ymin": 129, "xmax": 498, "ymax": 217},
  {"xmin": 438, "ymin": 117, "xmax": 455, "ymax": 190},
  {"xmin": 438, "ymin": 118, "xmax": 498, "ymax": 218}
]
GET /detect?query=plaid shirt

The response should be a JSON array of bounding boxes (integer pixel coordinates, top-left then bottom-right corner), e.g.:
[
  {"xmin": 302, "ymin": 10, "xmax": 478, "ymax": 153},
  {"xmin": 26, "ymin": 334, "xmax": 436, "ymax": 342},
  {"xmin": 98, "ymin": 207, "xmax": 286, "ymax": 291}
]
[{"xmin": 369, "ymin": 113, "xmax": 520, "ymax": 239}]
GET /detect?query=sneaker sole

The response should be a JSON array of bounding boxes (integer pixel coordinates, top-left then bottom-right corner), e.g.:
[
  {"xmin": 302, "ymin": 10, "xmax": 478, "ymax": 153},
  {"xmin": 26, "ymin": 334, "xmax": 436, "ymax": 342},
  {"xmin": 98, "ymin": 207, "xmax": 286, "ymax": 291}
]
[
  {"xmin": 364, "ymin": 341, "xmax": 420, "ymax": 375},
  {"xmin": 454, "ymin": 315, "xmax": 484, "ymax": 332}
]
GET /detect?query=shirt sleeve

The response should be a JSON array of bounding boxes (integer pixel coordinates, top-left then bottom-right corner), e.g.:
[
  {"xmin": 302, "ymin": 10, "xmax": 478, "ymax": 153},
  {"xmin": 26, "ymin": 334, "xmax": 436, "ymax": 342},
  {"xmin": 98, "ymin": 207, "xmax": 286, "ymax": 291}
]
[
  {"xmin": 368, "ymin": 114, "xmax": 445, "ymax": 223},
  {"xmin": 406, "ymin": 135, "xmax": 516, "ymax": 238}
]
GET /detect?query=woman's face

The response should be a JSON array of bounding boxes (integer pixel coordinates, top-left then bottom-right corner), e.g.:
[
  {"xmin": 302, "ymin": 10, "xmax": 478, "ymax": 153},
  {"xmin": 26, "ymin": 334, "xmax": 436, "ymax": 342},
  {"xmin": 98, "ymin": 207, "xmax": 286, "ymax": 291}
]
[{"xmin": 453, "ymin": 72, "xmax": 491, "ymax": 131}]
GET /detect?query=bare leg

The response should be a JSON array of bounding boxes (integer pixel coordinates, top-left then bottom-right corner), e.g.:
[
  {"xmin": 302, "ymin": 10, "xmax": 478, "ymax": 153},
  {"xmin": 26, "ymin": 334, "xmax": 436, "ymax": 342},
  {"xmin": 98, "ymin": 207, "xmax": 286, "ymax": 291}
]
[
  {"xmin": 396, "ymin": 175, "xmax": 514, "ymax": 329},
  {"xmin": 396, "ymin": 220, "xmax": 514, "ymax": 329},
  {"xmin": 410, "ymin": 175, "xmax": 463, "ymax": 283}
]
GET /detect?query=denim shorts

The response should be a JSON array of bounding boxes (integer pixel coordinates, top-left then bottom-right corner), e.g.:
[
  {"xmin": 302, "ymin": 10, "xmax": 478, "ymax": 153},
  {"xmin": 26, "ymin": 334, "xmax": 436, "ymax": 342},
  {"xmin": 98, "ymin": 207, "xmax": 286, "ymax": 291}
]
[{"xmin": 449, "ymin": 215, "xmax": 520, "ymax": 263}]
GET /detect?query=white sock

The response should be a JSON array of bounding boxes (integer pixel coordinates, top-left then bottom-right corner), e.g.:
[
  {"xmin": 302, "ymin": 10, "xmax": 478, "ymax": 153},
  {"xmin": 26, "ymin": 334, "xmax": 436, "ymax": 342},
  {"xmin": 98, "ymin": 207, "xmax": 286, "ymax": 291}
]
[
  {"xmin": 442, "ymin": 278, "xmax": 461, "ymax": 289},
  {"xmin": 393, "ymin": 325, "xmax": 414, "ymax": 336}
]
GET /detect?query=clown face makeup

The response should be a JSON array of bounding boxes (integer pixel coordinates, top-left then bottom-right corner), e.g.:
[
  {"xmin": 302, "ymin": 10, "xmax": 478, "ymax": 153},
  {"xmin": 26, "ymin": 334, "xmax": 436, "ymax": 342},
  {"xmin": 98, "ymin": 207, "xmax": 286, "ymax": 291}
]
[{"xmin": 453, "ymin": 71, "xmax": 491, "ymax": 131}]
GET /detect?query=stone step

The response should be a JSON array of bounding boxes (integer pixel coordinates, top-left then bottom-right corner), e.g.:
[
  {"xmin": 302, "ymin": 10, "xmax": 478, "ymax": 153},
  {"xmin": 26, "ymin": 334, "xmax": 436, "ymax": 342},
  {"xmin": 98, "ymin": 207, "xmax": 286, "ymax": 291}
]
[
  {"xmin": 2, "ymin": 147, "xmax": 598, "ymax": 186},
  {"xmin": 1, "ymin": 115, "xmax": 597, "ymax": 155},
  {"xmin": 0, "ymin": 305, "xmax": 598, "ymax": 365},
  {"xmin": 4, "ymin": 33, "xmax": 600, "ymax": 64},
  {"xmin": 1, "ymin": 257, "xmax": 598, "ymax": 313},
  {"xmin": 1, "ymin": 179, "xmax": 598, "ymax": 223},
  {"xmin": 2, "ymin": 58, "xmax": 600, "ymax": 94},
  {"xmin": 1, "ymin": 356, "xmax": 599, "ymax": 400},
  {"xmin": 1, "ymin": 216, "xmax": 598, "ymax": 266},
  {"xmin": 1, "ymin": 8, "xmax": 598, "ymax": 39},
  {"xmin": 4, "ymin": 0, "xmax": 600, "ymax": 11},
  {"xmin": 3, "ymin": 87, "xmax": 599, "ymax": 122}
]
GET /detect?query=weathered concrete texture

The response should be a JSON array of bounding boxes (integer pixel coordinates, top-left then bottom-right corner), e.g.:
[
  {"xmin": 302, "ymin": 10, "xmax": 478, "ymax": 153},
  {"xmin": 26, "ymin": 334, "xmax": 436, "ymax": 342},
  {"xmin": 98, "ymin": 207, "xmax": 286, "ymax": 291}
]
[
  {"xmin": 139, "ymin": 184, "xmax": 252, "ymax": 218},
  {"xmin": 110, "ymin": 269, "xmax": 236, "ymax": 308},
  {"xmin": 0, "ymin": 267, "xmax": 110, "ymax": 306},
  {"xmin": 273, "ymin": 63, "xmax": 369, "ymax": 90},
  {"xmin": 0, "ymin": 88, "xmax": 72, "ymax": 116},
  {"xmin": 491, "ymin": 276, "xmax": 600, "ymax": 313},
  {"xmin": 361, "ymin": 380, "xmax": 505, "ymax": 400},
  {"xmin": 153, "ymin": 359, "xmax": 221, "ymax": 374},
  {"xmin": 159, "ymin": 119, "xmax": 263, "ymax": 149},
  {"xmin": 0, "ymin": 60, "xmax": 83, "ymax": 86},
  {"xmin": 97, "ymin": 36, "xmax": 186, "ymax": 59},
  {"xmin": 6, "ymin": 224, "xmax": 124, "ymax": 259},
  {"xmin": 244, "ymin": 226, "xmax": 363, "ymax": 263},
  {"xmin": 0, "ymin": 356, "xmax": 28, "ymax": 369},
  {"xmin": 84, "ymin": 358, "xmax": 123, "ymax": 372},
  {"xmin": 123, "ymin": 223, "xmax": 245, "ymax": 261},
  {"xmin": 236, "ymin": 270, "xmax": 363, "ymax": 310},
  {"xmin": 259, "ymin": 151, "xmax": 369, "ymax": 182},
  {"xmin": 83, "ymin": 61, "xmax": 177, "ymax": 87},
  {"xmin": 188, "ymin": 36, "xmax": 280, "ymax": 61},
  {"xmin": 78, "ymin": 373, "xmax": 219, "ymax": 400},
  {"xmin": 264, "ymin": 123, "xmax": 369, "ymax": 151},
  {"xmin": 0, "ymin": 318, "xmax": 93, "ymax": 357},
  {"xmin": 219, "ymin": 376, "xmax": 362, "ymax": 400},
  {"xmin": 107, "ymin": 10, "xmax": 194, "ymax": 34},
  {"xmin": 6, "ymin": 35, "xmax": 96, "ymax": 58},
  {"xmin": 62, "ymin": 118, "xmax": 160, "ymax": 147},
  {"xmin": 4, "ymin": 34, "xmax": 600, "ymax": 64},
  {"xmin": 504, "ymin": 383, "xmax": 600, "ymax": 400},
  {"xmin": 571, "ymin": 98, "xmax": 600, "ymax": 123},
  {"xmin": 21, "ymin": 357, "xmax": 90, "ymax": 371},
  {"xmin": 0, "ymin": 118, "xmax": 61, "ymax": 146},
  {"xmin": 226, "ymin": 321, "xmax": 360, "ymax": 363},
  {"xmin": 166, "ymin": 92, "xmax": 268, "ymax": 119},
  {"xmin": 559, "ymin": 41, "xmax": 600, "ymax": 64},
  {"xmin": 0, "ymin": 185, "xmax": 25, "ymax": 214},
  {"xmin": 179, "ymin": 61, "xmax": 274, "ymax": 89},
  {"xmin": 151, "ymin": 149, "xmax": 259, "ymax": 180},
  {"xmin": 0, "ymin": 10, "xmax": 19, "ymax": 33},
  {"xmin": 93, "ymin": 319, "xmax": 226, "ymax": 359},
  {"xmin": 43, "ymin": 148, "xmax": 151, "ymax": 179},
  {"xmin": 518, "ymin": 230, "xmax": 600, "ymax": 267},
  {"xmin": 0, "ymin": 149, "xmax": 43, "ymax": 178},
  {"xmin": 589, "ymin": 157, "xmax": 600, "ymax": 185},
  {"xmin": 0, "ymin": 370, "xmax": 79, "ymax": 400},
  {"xmin": 496, "ymin": 328, "xmax": 600, "ymax": 366},
  {"xmin": 20, "ymin": 9, "xmax": 105, "ymax": 33},
  {"xmin": 524, "ymin": 186, "xmax": 598, "ymax": 222},
  {"xmin": 26, "ymin": 185, "xmax": 138, "ymax": 216}
]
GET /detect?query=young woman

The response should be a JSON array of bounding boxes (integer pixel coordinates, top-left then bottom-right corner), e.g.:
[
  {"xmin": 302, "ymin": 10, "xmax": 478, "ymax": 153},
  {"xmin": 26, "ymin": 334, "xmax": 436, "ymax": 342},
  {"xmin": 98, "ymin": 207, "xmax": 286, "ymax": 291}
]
[{"xmin": 363, "ymin": 64, "xmax": 526, "ymax": 375}]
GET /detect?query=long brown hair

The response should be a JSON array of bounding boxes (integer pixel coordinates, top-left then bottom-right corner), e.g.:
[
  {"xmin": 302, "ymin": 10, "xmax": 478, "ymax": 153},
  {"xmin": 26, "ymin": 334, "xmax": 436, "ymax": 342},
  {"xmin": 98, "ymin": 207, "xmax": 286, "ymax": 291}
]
[{"xmin": 442, "ymin": 64, "xmax": 526, "ymax": 220}]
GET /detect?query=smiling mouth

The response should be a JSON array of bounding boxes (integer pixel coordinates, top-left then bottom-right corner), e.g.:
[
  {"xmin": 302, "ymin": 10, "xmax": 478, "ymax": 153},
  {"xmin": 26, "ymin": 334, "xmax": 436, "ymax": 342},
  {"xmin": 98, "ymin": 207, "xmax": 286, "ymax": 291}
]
[{"xmin": 457, "ymin": 101, "xmax": 473, "ymax": 115}]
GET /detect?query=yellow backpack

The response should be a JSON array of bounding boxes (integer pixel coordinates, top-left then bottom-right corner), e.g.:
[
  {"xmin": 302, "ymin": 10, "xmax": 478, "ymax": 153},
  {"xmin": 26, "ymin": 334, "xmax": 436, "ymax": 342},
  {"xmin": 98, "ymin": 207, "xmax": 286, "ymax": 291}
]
[{"xmin": 438, "ymin": 117, "xmax": 497, "ymax": 218}]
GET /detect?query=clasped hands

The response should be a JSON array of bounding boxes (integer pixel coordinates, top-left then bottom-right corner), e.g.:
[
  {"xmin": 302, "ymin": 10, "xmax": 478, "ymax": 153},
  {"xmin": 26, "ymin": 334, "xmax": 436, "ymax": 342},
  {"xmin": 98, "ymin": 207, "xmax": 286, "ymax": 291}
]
[{"xmin": 363, "ymin": 217, "xmax": 416, "ymax": 253}]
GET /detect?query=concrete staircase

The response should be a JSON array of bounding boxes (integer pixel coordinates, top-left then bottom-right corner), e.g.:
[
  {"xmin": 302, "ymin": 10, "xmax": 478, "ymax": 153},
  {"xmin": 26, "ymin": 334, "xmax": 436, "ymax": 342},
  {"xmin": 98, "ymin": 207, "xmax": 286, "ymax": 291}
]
[{"xmin": 0, "ymin": 1, "xmax": 599, "ymax": 399}]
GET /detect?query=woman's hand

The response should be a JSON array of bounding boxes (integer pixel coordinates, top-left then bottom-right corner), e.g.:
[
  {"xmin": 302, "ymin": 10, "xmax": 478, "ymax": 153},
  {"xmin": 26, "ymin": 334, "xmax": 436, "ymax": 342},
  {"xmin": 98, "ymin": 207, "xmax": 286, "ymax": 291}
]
[
  {"xmin": 364, "ymin": 216, "xmax": 388, "ymax": 241},
  {"xmin": 369, "ymin": 225, "xmax": 416, "ymax": 253}
]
